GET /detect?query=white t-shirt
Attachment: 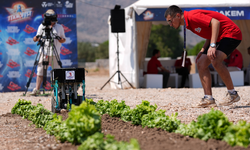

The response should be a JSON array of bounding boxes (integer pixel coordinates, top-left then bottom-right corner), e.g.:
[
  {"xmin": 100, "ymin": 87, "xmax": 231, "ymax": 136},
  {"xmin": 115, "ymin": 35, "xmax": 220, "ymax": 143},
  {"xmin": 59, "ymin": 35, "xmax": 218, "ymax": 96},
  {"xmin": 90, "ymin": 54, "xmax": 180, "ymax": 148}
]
[{"xmin": 36, "ymin": 23, "xmax": 66, "ymax": 56}]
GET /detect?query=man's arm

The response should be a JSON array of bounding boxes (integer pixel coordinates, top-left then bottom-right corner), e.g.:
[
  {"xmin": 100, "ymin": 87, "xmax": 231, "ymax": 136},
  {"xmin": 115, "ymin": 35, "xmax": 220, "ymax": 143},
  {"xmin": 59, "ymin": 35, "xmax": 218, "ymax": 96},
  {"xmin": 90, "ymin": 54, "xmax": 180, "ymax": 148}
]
[
  {"xmin": 57, "ymin": 24, "xmax": 66, "ymax": 43},
  {"xmin": 159, "ymin": 66, "xmax": 170, "ymax": 73},
  {"xmin": 207, "ymin": 18, "xmax": 220, "ymax": 60}
]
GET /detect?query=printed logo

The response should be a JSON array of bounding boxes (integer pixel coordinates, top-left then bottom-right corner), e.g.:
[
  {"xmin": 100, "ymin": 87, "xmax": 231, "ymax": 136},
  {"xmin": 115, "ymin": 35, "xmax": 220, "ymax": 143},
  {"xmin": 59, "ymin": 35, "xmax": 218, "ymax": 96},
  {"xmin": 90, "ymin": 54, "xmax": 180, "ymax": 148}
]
[
  {"xmin": 65, "ymin": 1, "xmax": 73, "ymax": 8},
  {"xmin": 63, "ymin": 37, "xmax": 72, "ymax": 44},
  {"xmin": 44, "ymin": 81, "xmax": 52, "ymax": 90},
  {"xmin": 0, "ymin": 52, "xmax": 2, "ymax": 55},
  {"xmin": 217, "ymin": 10, "xmax": 244, "ymax": 17},
  {"xmin": 24, "ymin": 60, "xmax": 34, "ymax": 67},
  {"xmin": 24, "ymin": 47, "xmax": 37, "ymax": 56},
  {"xmin": 143, "ymin": 10, "xmax": 154, "ymax": 20},
  {"xmin": 0, "ymin": 84, "xmax": 3, "ymax": 91},
  {"xmin": 24, "ymin": 38, "xmax": 36, "ymax": 45},
  {"xmin": 7, "ymin": 71, "xmax": 21, "ymax": 78},
  {"xmin": 60, "ymin": 46, "xmax": 72, "ymax": 55},
  {"xmin": 0, "ymin": 62, "xmax": 3, "ymax": 68},
  {"xmin": 7, "ymin": 81, "xmax": 21, "ymax": 91},
  {"xmin": 55, "ymin": 1, "xmax": 63, "ymax": 7},
  {"xmin": 61, "ymin": 59, "xmax": 73, "ymax": 66},
  {"xmin": 6, "ymin": 37, "xmax": 19, "ymax": 45},
  {"xmin": 195, "ymin": 27, "xmax": 201, "ymax": 33},
  {"xmin": 6, "ymin": 26, "xmax": 20, "ymax": 33},
  {"xmin": 0, "ymin": 74, "xmax": 3, "ymax": 78},
  {"xmin": 7, "ymin": 59, "xmax": 20, "ymax": 68},
  {"xmin": 66, "ymin": 71, "xmax": 75, "ymax": 80},
  {"xmin": 7, "ymin": 48, "xmax": 20, "ymax": 56},
  {"xmin": 25, "ymin": 69, "xmax": 37, "ymax": 78},
  {"xmin": 61, "ymin": 24, "xmax": 71, "ymax": 32},
  {"xmin": 41, "ymin": 2, "xmax": 47, "ymax": 7},
  {"xmin": 0, "ymin": 37, "xmax": 2, "ymax": 44},
  {"xmin": 42, "ymin": 2, "xmax": 54, "ymax": 7},
  {"xmin": 23, "ymin": 24, "xmax": 36, "ymax": 34},
  {"xmin": 5, "ymin": 2, "xmax": 33, "ymax": 23}
]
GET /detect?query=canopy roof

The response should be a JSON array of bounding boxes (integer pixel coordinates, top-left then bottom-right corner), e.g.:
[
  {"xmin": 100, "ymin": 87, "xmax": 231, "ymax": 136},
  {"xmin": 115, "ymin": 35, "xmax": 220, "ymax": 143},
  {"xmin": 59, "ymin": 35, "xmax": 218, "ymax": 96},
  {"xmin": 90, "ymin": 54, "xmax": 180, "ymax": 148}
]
[{"xmin": 130, "ymin": 0, "xmax": 250, "ymax": 15}]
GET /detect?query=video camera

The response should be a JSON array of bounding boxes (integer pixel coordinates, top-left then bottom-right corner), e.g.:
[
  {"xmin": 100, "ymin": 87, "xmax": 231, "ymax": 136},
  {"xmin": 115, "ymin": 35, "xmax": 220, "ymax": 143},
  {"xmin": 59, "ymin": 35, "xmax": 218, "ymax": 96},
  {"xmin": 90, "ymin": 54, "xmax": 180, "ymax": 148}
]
[
  {"xmin": 42, "ymin": 12, "xmax": 57, "ymax": 27},
  {"xmin": 38, "ymin": 11, "xmax": 61, "ymax": 40}
]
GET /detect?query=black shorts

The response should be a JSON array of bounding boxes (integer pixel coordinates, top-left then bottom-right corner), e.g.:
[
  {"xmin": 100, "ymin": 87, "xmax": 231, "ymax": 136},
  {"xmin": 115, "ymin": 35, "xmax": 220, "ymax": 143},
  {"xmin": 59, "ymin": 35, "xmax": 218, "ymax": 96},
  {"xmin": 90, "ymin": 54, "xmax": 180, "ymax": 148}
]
[{"xmin": 203, "ymin": 38, "xmax": 241, "ymax": 56}]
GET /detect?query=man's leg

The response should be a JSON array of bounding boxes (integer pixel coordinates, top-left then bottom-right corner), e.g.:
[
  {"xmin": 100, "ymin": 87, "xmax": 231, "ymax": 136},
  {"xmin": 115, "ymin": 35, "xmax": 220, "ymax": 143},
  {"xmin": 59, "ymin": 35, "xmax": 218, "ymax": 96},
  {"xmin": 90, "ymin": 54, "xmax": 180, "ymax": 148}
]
[
  {"xmin": 211, "ymin": 50, "xmax": 234, "ymax": 90},
  {"xmin": 176, "ymin": 68, "xmax": 189, "ymax": 87},
  {"xmin": 30, "ymin": 54, "xmax": 44, "ymax": 95},
  {"xmin": 162, "ymin": 72, "xmax": 170, "ymax": 88},
  {"xmin": 197, "ymin": 54, "xmax": 212, "ymax": 95},
  {"xmin": 35, "ymin": 75, "xmax": 43, "ymax": 90},
  {"xmin": 158, "ymin": 71, "xmax": 170, "ymax": 88},
  {"xmin": 211, "ymin": 50, "xmax": 240, "ymax": 106},
  {"xmin": 193, "ymin": 54, "xmax": 218, "ymax": 108}
]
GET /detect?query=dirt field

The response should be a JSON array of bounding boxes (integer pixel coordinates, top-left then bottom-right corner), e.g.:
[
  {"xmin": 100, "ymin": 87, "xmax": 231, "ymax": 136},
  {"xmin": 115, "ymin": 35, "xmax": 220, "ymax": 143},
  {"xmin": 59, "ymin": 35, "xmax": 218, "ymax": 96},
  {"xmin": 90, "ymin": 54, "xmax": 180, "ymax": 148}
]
[{"xmin": 1, "ymin": 70, "xmax": 250, "ymax": 149}]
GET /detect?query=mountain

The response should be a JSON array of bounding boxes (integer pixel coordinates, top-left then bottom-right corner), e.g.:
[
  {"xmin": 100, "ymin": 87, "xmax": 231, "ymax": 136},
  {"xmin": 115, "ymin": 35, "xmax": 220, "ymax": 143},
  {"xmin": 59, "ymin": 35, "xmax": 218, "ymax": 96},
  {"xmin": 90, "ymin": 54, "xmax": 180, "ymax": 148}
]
[
  {"xmin": 76, "ymin": 0, "xmax": 204, "ymax": 46},
  {"xmin": 76, "ymin": 0, "xmax": 137, "ymax": 43}
]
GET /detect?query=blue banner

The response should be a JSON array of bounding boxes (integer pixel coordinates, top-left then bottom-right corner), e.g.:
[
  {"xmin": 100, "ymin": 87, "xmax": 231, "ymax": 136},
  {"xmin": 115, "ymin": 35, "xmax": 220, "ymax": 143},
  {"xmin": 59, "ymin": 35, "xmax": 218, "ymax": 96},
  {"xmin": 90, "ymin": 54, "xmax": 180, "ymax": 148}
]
[
  {"xmin": 0, "ymin": 0, "xmax": 77, "ymax": 92},
  {"xmin": 136, "ymin": 7, "xmax": 250, "ymax": 21}
]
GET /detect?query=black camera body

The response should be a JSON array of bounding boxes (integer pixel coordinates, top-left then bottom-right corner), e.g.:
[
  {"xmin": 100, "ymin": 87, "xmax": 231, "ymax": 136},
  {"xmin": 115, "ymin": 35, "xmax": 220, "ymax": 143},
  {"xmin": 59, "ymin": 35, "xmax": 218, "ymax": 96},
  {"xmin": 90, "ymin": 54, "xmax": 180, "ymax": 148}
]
[
  {"xmin": 40, "ymin": 12, "xmax": 59, "ymax": 40},
  {"xmin": 42, "ymin": 12, "xmax": 57, "ymax": 27}
]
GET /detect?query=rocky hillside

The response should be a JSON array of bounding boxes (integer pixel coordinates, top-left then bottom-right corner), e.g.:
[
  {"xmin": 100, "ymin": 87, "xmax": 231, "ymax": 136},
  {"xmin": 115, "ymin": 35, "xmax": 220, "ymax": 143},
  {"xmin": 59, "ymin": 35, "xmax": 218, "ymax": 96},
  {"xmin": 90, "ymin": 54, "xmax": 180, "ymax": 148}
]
[
  {"xmin": 76, "ymin": 0, "xmax": 137, "ymax": 43},
  {"xmin": 76, "ymin": 0, "xmax": 203, "ymax": 45}
]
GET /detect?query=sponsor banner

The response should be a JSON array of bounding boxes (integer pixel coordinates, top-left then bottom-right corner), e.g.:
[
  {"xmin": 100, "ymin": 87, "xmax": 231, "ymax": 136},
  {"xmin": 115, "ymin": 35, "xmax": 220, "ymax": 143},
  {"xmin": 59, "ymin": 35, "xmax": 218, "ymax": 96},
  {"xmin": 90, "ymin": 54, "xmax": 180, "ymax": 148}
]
[
  {"xmin": 136, "ymin": 7, "xmax": 250, "ymax": 21},
  {"xmin": 0, "ymin": 0, "xmax": 77, "ymax": 92}
]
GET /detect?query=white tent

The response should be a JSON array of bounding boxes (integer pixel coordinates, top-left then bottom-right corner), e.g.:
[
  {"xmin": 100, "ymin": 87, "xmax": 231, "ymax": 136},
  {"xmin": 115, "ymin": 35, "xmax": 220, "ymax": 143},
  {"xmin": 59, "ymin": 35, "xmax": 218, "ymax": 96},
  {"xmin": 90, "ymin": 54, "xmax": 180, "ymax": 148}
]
[{"xmin": 108, "ymin": 0, "xmax": 250, "ymax": 89}]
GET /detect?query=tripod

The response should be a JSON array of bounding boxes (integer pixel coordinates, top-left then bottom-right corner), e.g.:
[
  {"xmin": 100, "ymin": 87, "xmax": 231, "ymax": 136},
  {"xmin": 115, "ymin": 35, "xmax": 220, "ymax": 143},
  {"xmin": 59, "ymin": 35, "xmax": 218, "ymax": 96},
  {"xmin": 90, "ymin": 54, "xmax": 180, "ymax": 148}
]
[
  {"xmin": 100, "ymin": 33, "xmax": 134, "ymax": 90},
  {"xmin": 23, "ymin": 27, "xmax": 62, "ymax": 96}
]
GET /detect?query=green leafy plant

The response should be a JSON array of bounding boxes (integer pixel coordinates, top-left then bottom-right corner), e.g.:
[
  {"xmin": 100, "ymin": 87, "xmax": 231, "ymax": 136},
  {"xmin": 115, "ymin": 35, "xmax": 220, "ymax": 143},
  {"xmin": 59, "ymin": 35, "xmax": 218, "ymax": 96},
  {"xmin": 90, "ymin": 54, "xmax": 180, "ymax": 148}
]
[
  {"xmin": 194, "ymin": 108, "xmax": 232, "ymax": 141},
  {"xmin": 57, "ymin": 102, "xmax": 101, "ymax": 144},
  {"xmin": 78, "ymin": 132, "xmax": 141, "ymax": 150},
  {"xmin": 141, "ymin": 110, "xmax": 180, "ymax": 132},
  {"xmin": 121, "ymin": 100, "xmax": 157, "ymax": 125},
  {"xmin": 223, "ymin": 120, "xmax": 250, "ymax": 148},
  {"xmin": 175, "ymin": 121, "xmax": 197, "ymax": 137}
]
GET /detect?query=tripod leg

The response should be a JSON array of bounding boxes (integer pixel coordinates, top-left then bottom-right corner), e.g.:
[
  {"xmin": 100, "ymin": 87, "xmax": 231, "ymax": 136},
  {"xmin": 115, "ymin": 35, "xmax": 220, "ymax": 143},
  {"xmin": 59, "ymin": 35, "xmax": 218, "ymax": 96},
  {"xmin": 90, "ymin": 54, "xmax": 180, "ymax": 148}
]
[
  {"xmin": 120, "ymin": 72, "xmax": 135, "ymax": 89},
  {"xmin": 24, "ymin": 47, "xmax": 43, "ymax": 96},
  {"xmin": 52, "ymin": 44, "xmax": 62, "ymax": 68},
  {"xmin": 117, "ymin": 71, "xmax": 123, "ymax": 89},
  {"xmin": 100, "ymin": 72, "xmax": 118, "ymax": 90}
]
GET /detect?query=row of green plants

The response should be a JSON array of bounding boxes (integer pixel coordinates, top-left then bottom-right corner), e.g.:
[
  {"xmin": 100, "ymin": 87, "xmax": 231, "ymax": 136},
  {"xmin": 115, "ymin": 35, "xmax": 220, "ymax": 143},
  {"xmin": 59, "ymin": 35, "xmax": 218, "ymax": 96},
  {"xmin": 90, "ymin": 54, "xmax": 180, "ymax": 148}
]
[
  {"xmin": 94, "ymin": 99, "xmax": 250, "ymax": 148},
  {"xmin": 11, "ymin": 99, "xmax": 250, "ymax": 148},
  {"xmin": 11, "ymin": 99, "xmax": 140, "ymax": 150}
]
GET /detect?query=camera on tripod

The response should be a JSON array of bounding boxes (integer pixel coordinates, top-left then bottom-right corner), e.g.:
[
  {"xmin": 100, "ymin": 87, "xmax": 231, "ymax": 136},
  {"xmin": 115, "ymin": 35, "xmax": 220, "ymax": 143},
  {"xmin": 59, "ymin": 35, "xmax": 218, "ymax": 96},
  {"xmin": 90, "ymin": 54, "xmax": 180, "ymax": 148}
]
[{"xmin": 36, "ymin": 12, "xmax": 61, "ymax": 40}]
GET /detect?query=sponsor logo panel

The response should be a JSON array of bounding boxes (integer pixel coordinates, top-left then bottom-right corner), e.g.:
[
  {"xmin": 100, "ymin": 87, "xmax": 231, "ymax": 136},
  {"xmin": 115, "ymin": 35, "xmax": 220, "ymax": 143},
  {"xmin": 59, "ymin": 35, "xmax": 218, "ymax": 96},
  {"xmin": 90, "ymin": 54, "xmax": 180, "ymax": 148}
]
[
  {"xmin": 6, "ymin": 37, "xmax": 19, "ymax": 45},
  {"xmin": 24, "ymin": 47, "xmax": 37, "ymax": 56},
  {"xmin": 24, "ymin": 38, "xmax": 36, "ymax": 45},
  {"xmin": 7, "ymin": 71, "xmax": 21, "ymax": 78},
  {"xmin": 5, "ymin": 2, "xmax": 33, "ymax": 23},
  {"xmin": 61, "ymin": 59, "xmax": 73, "ymax": 66},
  {"xmin": 6, "ymin": 26, "xmax": 20, "ymax": 33},
  {"xmin": 60, "ymin": 46, "xmax": 72, "ymax": 55},
  {"xmin": 23, "ymin": 25, "xmax": 36, "ymax": 34},
  {"xmin": 65, "ymin": 1, "xmax": 73, "ymax": 8},
  {"xmin": 7, "ymin": 81, "xmax": 21, "ymax": 91},
  {"xmin": 7, "ymin": 59, "xmax": 20, "ymax": 68}
]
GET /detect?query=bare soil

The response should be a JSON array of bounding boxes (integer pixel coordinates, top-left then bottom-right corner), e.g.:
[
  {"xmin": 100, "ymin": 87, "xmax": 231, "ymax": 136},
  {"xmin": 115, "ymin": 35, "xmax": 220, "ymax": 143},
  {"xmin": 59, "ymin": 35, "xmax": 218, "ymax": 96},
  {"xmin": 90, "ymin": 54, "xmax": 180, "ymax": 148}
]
[
  {"xmin": 1, "ymin": 70, "xmax": 250, "ymax": 149},
  {"xmin": 1, "ymin": 112, "xmax": 250, "ymax": 150}
]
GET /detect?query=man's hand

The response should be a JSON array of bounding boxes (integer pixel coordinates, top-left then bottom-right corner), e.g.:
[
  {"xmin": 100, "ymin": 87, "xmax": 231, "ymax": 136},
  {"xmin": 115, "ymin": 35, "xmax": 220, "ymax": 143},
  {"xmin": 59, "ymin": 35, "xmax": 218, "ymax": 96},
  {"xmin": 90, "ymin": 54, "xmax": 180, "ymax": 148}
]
[
  {"xmin": 207, "ymin": 47, "xmax": 216, "ymax": 60},
  {"xmin": 57, "ymin": 37, "xmax": 66, "ymax": 43}
]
